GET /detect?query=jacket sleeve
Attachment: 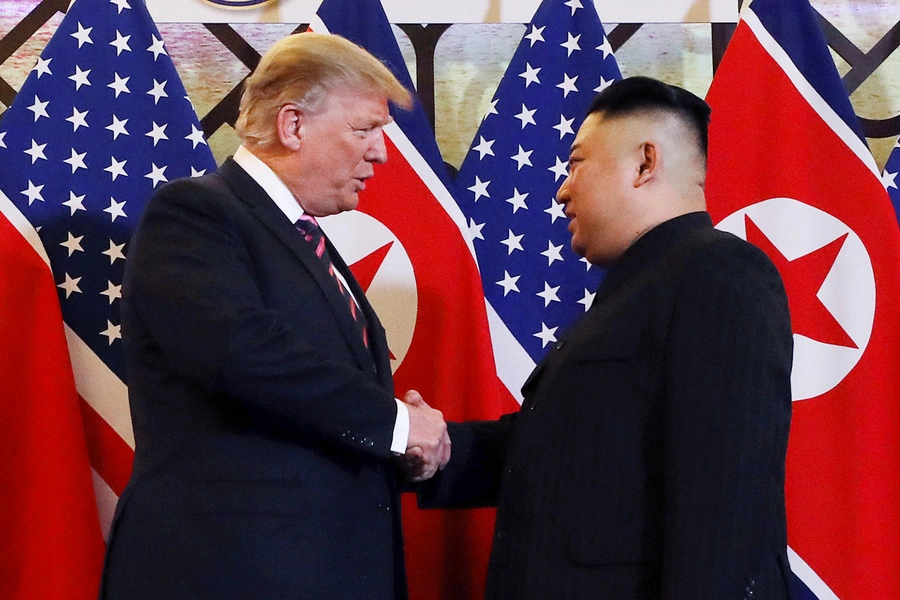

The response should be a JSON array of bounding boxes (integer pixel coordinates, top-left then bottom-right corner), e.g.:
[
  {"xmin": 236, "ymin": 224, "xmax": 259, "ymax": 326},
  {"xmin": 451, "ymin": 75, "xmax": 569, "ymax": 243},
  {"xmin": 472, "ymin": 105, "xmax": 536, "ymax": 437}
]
[
  {"xmin": 416, "ymin": 415, "xmax": 516, "ymax": 508},
  {"xmin": 661, "ymin": 238, "xmax": 793, "ymax": 598},
  {"xmin": 123, "ymin": 178, "xmax": 399, "ymax": 458}
]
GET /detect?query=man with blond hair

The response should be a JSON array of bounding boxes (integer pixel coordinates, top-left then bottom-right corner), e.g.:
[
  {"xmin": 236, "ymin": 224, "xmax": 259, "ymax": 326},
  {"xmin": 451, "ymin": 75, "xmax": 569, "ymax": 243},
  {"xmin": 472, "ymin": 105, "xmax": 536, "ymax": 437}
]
[{"xmin": 100, "ymin": 33, "xmax": 449, "ymax": 600}]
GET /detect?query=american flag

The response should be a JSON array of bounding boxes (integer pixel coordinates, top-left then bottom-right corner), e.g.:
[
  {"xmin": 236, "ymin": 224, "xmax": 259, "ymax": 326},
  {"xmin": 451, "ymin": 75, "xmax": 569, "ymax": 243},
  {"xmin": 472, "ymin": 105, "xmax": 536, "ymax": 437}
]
[
  {"xmin": 885, "ymin": 139, "xmax": 900, "ymax": 225},
  {"xmin": 454, "ymin": 0, "xmax": 621, "ymax": 394},
  {"xmin": 0, "ymin": 0, "xmax": 215, "ymax": 533}
]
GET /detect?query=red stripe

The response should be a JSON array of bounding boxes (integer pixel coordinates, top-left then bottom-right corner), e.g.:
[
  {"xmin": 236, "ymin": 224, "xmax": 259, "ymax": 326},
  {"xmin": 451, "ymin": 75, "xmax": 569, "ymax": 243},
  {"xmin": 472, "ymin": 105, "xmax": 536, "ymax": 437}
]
[{"xmin": 78, "ymin": 397, "xmax": 135, "ymax": 497}]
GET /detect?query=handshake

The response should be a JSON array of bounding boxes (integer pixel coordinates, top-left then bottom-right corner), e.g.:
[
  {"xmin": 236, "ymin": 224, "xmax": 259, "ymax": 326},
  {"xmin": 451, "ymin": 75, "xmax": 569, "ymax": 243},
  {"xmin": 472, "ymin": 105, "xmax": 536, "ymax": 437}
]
[{"xmin": 398, "ymin": 390, "xmax": 451, "ymax": 483}]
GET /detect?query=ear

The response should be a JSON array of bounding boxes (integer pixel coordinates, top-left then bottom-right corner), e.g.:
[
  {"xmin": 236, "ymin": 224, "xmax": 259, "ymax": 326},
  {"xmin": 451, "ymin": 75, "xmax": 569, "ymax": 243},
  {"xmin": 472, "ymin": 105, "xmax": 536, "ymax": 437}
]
[
  {"xmin": 634, "ymin": 140, "xmax": 659, "ymax": 188},
  {"xmin": 275, "ymin": 104, "xmax": 304, "ymax": 151}
]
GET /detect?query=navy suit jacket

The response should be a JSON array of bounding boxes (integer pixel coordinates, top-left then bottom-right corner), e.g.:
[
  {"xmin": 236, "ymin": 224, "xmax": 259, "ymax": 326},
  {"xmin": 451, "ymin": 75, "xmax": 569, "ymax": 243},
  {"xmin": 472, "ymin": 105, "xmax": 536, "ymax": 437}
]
[
  {"xmin": 421, "ymin": 213, "xmax": 794, "ymax": 600},
  {"xmin": 100, "ymin": 159, "xmax": 407, "ymax": 600}
]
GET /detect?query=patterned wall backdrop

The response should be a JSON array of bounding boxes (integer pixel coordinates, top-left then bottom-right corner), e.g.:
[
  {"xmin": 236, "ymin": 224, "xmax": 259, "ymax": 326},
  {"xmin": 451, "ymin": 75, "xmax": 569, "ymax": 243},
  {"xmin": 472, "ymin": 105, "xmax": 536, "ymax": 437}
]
[{"xmin": 1, "ymin": 0, "xmax": 898, "ymax": 172}]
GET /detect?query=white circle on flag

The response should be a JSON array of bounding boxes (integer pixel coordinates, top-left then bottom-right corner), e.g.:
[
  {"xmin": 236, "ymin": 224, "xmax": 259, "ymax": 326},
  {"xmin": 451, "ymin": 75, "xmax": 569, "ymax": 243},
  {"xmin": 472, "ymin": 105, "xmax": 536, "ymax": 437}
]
[
  {"xmin": 716, "ymin": 198, "xmax": 875, "ymax": 401},
  {"xmin": 319, "ymin": 210, "xmax": 418, "ymax": 373}
]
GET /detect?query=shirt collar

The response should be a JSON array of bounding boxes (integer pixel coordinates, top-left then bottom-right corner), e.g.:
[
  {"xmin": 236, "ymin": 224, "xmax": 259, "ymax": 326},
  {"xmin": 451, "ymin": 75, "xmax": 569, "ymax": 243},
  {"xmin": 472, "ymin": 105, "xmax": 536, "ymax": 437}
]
[{"xmin": 233, "ymin": 145, "xmax": 306, "ymax": 224}]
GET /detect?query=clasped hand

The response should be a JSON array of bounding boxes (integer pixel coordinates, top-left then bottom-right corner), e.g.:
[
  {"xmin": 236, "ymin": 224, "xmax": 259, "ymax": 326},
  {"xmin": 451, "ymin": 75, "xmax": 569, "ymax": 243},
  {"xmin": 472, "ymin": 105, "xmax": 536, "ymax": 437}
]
[{"xmin": 398, "ymin": 390, "xmax": 451, "ymax": 482}]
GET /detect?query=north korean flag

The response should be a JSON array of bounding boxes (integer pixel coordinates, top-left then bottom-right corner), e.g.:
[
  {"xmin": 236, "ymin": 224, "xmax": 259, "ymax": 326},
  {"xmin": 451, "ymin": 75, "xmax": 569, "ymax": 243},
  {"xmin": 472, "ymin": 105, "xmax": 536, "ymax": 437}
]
[
  {"xmin": 706, "ymin": 0, "xmax": 900, "ymax": 598},
  {"xmin": 310, "ymin": 2, "xmax": 518, "ymax": 599}
]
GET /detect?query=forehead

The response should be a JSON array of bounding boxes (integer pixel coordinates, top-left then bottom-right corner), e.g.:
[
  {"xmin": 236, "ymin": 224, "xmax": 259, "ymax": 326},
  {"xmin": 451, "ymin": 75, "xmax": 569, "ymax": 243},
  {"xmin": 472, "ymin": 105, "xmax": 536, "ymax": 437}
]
[
  {"xmin": 571, "ymin": 111, "xmax": 618, "ymax": 152},
  {"xmin": 316, "ymin": 89, "xmax": 390, "ymax": 121}
]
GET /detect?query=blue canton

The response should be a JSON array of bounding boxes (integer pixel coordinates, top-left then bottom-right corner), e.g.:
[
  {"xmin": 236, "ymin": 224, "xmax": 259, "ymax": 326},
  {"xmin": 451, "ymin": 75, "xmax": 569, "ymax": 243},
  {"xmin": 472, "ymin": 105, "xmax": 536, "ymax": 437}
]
[
  {"xmin": 455, "ymin": 0, "xmax": 622, "ymax": 362},
  {"xmin": 0, "ymin": 0, "xmax": 217, "ymax": 380}
]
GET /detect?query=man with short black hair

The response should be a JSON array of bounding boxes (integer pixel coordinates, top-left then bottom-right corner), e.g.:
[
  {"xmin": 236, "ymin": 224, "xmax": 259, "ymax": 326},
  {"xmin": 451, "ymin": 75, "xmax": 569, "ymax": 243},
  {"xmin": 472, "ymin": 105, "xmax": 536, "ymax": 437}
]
[{"xmin": 418, "ymin": 76, "xmax": 794, "ymax": 599}]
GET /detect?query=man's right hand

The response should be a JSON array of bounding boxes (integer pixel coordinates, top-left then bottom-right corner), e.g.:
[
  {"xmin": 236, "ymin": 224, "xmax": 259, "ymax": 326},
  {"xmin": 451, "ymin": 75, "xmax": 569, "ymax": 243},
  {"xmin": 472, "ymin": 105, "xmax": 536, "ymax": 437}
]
[{"xmin": 400, "ymin": 390, "xmax": 451, "ymax": 482}]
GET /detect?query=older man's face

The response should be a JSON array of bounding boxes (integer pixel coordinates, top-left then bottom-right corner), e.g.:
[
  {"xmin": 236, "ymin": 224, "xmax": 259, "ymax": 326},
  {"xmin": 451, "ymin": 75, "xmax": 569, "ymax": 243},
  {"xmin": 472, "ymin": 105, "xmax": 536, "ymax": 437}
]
[{"xmin": 290, "ymin": 91, "xmax": 391, "ymax": 217}]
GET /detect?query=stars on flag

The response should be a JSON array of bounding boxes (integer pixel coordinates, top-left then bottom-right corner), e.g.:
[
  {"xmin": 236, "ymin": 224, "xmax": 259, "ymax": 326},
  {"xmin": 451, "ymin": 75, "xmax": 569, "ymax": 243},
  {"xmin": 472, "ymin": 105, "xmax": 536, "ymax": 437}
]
[
  {"xmin": 0, "ymin": 0, "xmax": 216, "ymax": 368},
  {"xmin": 454, "ymin": 0, "xmax": 621, "ymax": 362}
]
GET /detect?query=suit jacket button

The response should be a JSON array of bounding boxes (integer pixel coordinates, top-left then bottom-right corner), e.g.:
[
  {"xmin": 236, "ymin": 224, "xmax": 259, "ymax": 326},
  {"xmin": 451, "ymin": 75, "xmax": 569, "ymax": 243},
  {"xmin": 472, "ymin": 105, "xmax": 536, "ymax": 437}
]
[{"xmin": 366, "ymin": 439, "xmax": 375, "ymax": 447}]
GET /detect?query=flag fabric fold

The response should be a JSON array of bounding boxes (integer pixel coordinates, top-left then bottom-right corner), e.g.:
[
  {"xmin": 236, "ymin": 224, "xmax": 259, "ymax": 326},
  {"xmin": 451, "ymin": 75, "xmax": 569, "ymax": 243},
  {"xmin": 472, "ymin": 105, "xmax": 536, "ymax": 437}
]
[
  {"xmin": 453, "ymin": 0, "xmax": 621, "ymax": 400},
  {"xmin": 705, "ymin": 0, "xmax": 900, "ymax": 598},
  {"xmin": 312, "ymin": 2, "xmax": 515, "ymax": 598},
  {"xmin": 0, "ymin": 0, "xmax": 215, "ymax": 595},
  {"xmin": 884, "ymin": 140, "xmax": 899, "ymax": 225}
]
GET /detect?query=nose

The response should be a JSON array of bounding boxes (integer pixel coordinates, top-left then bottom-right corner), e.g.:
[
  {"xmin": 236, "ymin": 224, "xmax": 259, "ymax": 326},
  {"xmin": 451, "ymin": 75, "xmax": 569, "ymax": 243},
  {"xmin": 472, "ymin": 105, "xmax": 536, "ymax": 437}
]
[
  {"xmin": 556, "ymin": 176, "xmax": 570, "ymax": 205},
  {"xmin": 367, "ymin": 130, "xmax": 388, "ymax": 164}
]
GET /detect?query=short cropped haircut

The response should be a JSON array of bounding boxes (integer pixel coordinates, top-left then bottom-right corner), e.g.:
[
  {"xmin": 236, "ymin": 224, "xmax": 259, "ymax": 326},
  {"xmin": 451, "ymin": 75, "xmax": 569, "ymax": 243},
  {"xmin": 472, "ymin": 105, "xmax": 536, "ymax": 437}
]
[
  {"xmin": 236, "ymin": 33, "xmax": 412, "ymax": 147},
  {"xmin": 587, "ymin": 76, "xmax": 712, "ymax": 158}
]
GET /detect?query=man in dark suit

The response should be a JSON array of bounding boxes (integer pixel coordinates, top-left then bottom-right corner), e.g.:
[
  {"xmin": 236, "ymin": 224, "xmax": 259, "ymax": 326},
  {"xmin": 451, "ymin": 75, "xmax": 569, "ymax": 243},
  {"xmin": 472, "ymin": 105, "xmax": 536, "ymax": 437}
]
[
  {"xmin": 100, "ymin": 33, "xmax": 449, "ymax": 600},
  {"xmin": 417, "ymin": 77, "xmax": 794, "ymax": 599}
]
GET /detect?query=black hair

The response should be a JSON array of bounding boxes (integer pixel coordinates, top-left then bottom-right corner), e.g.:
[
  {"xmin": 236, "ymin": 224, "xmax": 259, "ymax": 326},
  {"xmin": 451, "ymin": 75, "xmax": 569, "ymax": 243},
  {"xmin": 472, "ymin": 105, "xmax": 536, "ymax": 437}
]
[{"xmin": 587, "ymin": 76, "xmax": 711, "ymax": 158}]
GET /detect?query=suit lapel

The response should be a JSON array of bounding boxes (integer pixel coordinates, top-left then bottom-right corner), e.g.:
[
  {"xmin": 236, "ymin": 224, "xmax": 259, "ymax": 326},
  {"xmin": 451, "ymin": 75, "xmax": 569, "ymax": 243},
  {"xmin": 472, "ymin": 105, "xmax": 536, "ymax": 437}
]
[{"xmin": 217, "ymin": 159, "xmax": 382, "ymax": 382}]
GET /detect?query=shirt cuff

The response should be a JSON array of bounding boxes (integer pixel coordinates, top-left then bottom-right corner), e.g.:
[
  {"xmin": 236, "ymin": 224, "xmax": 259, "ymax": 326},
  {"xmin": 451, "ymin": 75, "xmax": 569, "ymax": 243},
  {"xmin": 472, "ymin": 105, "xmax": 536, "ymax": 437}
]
[{"xmin": 391, "ymin": 399, "xmax": 410, "ymax": 454}]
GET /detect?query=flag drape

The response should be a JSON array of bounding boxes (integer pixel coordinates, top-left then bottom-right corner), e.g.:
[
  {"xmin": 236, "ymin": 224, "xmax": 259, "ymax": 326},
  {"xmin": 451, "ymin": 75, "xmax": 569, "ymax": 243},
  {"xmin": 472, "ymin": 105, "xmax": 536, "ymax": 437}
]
[{"xmin": 706, "ymin": 0, "xmax": 900, "ymax": 597}]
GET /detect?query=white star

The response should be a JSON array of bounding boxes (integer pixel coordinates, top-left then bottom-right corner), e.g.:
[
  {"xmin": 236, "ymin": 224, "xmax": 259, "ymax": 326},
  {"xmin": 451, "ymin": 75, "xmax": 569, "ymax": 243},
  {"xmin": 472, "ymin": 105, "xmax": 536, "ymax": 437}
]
[
  {"xmin": 100, "ymin": 281, "xmax": 122, "ymax": 304},
  {"xmin": 564, "ymin": 0, "xmax": 583, "ymax": 14},
  {"xmin": 594, "ymin": 76, "xmax": 615, "ymax": 93},
  {"xmin": 597, "ymin": 36, "xmax": 614, "ymax": 59},
  {"xmin": 883, "ymin": 170, "xmax": 897, "ymax": 190},
  {"xmin": 58, "ymin": 273, "xmax": 82, "ymax": 298},
  {"xmin": 21, "ymin": 180, "xmax": 44, "ymax": 205},
  {"xmin": 561, "ymin": 33, "xmax": 582, "ymax": 57},
  {"xmin": 110, "ymin": 30, "xmax": 131, "ymax": 55},
  {"xmin": 510, "ymin": 145, "xmax": 533, "ymax": 170},
  {"xmin": 147, "ymin": 79, "xmax": 168, "ymax": 105},
  {"xmin": 103, "ymin": 240, "xmax": 126, "ymax": 264},
  {"xmin": 24, "ymin": 140, "xmax": 47, "ymax": 164},
  {"xmin": 557, "ymin": 74, "xmax": 578, "ymax": 98},
  {"xmin": 146, "ymin": 121, "xmax": 168, "ymax": 146},
  {"xmin": 468, "ymin": 176, "xmax": 490, "ymax": 201},
  {"xmin": 472, "ymin": 136, "xmax": 495, "ymax": 159},
  {"xmin": 105, "ymin": 157, "xmax": 127, "ymax": 180},
  {"xmin": 63, "ymin": 191, "xmax": 86, "ymax": 215},
  {"xmin": 60, "ymin": 232, "xmax": 84, "ymax": 257},
  {"xmin": 549, "ymin": 156, "xmax": 569, "ymax": 181},
  {"xmin": 553, "ymin": 114, "xmax": 575, "ymax": 139},
  {"xmin": 66, "ymin": 107, "xmax": 89, "ymax": 131},
  {"xmin": 483, "ymin": 99, "xmax": 498, "ymax": 121},
  {"xmin": 514, "ymin": 104, "xmax": 537, "ymax": 129},
  {"xmin": 506, "ymin": 188, "xmax": 529, "ymax": 213},
  {"xmin": 524, "ymin": 25, "xmax": 545, "ymax": 47},
  {"xmin": 110, "ymin": 0, "xmax": 131, "ymax": 12},
  {"xmin": 580, "ymin": 256, "xmax": 592, "ymax": 271},
  {"xmin": 101, "ymin": 320, "xmax": 121, "ymax": 345},
  {"xmin": 541, "ymin": 241, "xmax": 564, "ymax": 265},
  {"xmin": 545, "ymin": 198, "xmax": 567, "ymax": 223},
  {"xmin": 145, "ymin": 163, "xmax": 168, "ymax": 188},
  {"xmin": 536, "ymin": 282, "xmax": 561, "ymax": 307},
  {"xmin": 501, "ymin": 229, "xmax": 524, "ymax": 255},
  {"xmin": 108, "ymin": 73, "xmax": 130, "ymax": 98},
  {"xmin": 104, "ymin": 197, "xmax": 127, "ymax": 221},
  {"xmin": 519, "ymin": 63, "xmax": 541, "ymax": 88},
  {"xmin": 63, "ymin": 148, "xmax": 88, "ymax": 173},
  {"xmin": 0, "ymin": 132, "xmax": 6, "ymax": 148},
  {"xmin": 190, "ymin": 167, "xmax": 207, "ymax": 178},
  {"xmin": 578, "ymin": 289, "xmax": 596, "ymax": 311},
  {"xmin": 27, "ymin": 95, "xmax": 49, "ymax": 122},
  {"xmin": 148, "ymin": 35, "xmax": 167, "ymax": 60},
  {"xmin": 468, "ymin": 218, "xmax": 485, "ymax": 241},
  {"xmin": 534, "ymin": 323, "xmax": 559, "ymax": 348},
  {"xmin": 32, "ymin": 57, "xmax": 52, "ymax": 78},
  {"xmin": 107, "ymin": 115, "xmax": 129, "ymax": 139},
  {"xmin": 496, "ymin": 271, "xmax": 520, "ymax": 296},
  {"xmin": 185, "ymin": 124, "xmax": 208, "ymax": 149},
  {"xmin": 69, "ymin": 66, "xmax": 91, "ymax": 90},
  {"xmin": 71, "ymin": 23, "xmax": 93, "ymax": 48}
]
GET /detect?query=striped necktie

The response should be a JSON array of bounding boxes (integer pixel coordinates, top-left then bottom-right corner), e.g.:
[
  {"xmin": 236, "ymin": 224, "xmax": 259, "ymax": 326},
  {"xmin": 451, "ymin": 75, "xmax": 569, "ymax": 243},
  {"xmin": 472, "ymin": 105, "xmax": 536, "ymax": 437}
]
[{"xmin": 295, "ymin": 215, "xmax": 370, "ymax": 348}]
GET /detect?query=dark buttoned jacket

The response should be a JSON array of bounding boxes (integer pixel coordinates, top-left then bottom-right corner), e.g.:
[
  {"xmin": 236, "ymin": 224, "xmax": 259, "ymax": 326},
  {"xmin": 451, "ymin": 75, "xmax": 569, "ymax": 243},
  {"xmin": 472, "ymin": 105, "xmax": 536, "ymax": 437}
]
[
  {"xmin": 421, "ymin": 212, "xmax": 794, "ymax": 600},
  {"xmin": 100, "ymin": 159, "xmax": 407, "ymax": 600}
]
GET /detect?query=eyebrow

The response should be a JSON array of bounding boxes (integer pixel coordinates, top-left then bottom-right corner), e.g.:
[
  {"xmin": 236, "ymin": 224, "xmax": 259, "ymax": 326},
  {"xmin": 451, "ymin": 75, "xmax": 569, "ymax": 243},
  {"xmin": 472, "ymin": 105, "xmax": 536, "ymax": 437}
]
[{"xmin": 568, "ymin": 143, "xmax": 582, "ymax": 157}]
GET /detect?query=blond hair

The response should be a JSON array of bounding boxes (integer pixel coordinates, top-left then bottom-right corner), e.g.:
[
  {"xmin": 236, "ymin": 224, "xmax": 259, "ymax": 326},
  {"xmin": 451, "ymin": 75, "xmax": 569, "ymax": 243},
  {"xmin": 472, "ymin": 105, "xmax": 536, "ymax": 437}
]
[{"xmin": 236, "ymin": 33, "xmax": 412, "ymax": 147}]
